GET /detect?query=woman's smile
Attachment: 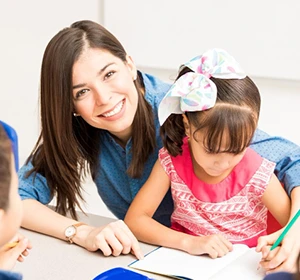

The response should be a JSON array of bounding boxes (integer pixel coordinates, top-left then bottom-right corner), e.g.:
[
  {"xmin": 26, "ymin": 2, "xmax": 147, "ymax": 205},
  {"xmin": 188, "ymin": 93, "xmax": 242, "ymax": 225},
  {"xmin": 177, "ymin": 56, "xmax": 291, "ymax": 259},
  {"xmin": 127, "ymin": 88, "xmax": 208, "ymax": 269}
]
[{"xmin": 99, "ymin": 99, "xmax": 125, "ymax": 119}]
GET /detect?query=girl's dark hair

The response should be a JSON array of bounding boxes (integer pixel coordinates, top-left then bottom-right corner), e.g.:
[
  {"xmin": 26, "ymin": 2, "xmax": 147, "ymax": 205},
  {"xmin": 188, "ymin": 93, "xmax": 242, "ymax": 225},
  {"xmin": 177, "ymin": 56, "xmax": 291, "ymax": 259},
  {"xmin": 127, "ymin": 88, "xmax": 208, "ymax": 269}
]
[
  {"xmin": 26, "ymin": 20, "xmax": 155, "ymax": 219},
  {"xmin": 0, "ymin": 124, "xmax": 12, "ymax": 211},
  {"xmin": 160, "ymin": 67, "xmax": 260, "ymax": 156}
]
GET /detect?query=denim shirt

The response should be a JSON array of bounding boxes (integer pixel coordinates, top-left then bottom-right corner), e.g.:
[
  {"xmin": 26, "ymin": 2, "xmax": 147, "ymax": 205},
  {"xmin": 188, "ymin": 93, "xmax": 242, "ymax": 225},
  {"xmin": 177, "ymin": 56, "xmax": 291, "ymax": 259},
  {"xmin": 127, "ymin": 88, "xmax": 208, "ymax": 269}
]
[
  {"xmin": 263, "ymin": 272, "xmax": 294, "ymax": 280},
  {"xmin": 0, "ymin": 270, "xmax": 22, "ymax": 280}
]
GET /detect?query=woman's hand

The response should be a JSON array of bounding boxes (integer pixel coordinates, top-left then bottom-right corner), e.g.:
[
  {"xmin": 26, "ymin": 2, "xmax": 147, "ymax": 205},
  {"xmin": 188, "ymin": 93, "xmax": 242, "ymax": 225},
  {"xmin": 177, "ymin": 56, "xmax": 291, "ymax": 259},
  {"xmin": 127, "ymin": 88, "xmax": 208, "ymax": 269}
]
[
  {"xmin": 77, "ymin": 220, "xmax": 143, "ymax": 260},
  {"xmin": 0, "ymin": 233, "xmax": 32, "ymax": 270},
  {"xmin": 182, "ymin": 234, "xmax": 233, "ymax": 258},
  {"xmin": 256, "ymin": 227, "xmax": 300, "ymax": 273}
]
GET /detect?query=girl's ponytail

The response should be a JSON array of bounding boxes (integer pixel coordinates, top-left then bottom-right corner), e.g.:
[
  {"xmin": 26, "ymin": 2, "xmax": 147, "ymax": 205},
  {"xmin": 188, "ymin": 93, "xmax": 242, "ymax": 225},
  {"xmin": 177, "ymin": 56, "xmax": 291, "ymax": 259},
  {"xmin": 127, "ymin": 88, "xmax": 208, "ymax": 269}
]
[{"xmin": 160, "ymin": 114, "xmax": 185, "ymax": 157}]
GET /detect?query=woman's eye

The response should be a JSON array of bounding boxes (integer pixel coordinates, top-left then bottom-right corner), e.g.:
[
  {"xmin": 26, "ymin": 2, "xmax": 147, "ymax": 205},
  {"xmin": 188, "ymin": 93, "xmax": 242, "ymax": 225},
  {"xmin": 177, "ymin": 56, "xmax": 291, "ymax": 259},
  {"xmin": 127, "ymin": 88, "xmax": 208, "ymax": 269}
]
[
  {"xmin": 104, "ymin": 71, "xmax": 115, "ymax": 80},
  {"xmin": 75, "ymin": 89, "xmax": 89, "ymax": 99}
]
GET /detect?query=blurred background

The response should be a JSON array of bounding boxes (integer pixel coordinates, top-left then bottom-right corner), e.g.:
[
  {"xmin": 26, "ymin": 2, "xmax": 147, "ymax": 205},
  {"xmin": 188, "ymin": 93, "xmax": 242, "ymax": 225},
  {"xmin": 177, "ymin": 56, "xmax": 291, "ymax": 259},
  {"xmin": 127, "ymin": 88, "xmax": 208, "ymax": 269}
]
[{"xmin": 1, "ymin": 0, "xmax": 299, "ymax": 218}]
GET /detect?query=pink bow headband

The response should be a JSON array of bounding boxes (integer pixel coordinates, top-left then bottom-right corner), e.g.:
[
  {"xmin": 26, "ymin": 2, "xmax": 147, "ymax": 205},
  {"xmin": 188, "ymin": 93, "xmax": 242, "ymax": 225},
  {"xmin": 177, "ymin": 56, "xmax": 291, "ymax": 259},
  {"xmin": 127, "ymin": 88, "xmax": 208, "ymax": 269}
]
[{"xmin": 158, "ymin": 48, "xmax": 246, "ymax": 125}]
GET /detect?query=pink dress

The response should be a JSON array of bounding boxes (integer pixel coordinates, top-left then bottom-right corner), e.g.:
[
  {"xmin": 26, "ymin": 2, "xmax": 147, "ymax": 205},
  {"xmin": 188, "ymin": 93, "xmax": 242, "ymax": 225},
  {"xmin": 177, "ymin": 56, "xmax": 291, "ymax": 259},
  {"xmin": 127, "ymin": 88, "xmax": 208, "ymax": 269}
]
[{"xmin": 158, "ymin": 137, "xmax": 276, "ymax": 247}]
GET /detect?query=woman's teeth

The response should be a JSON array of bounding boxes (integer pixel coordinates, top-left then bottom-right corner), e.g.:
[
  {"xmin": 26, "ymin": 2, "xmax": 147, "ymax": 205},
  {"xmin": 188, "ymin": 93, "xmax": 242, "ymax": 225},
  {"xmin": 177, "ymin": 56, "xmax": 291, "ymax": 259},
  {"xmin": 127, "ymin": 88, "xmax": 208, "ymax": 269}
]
[{"xmin": 102, "ymin": 101, "xmax": 124, "ymax": 117}]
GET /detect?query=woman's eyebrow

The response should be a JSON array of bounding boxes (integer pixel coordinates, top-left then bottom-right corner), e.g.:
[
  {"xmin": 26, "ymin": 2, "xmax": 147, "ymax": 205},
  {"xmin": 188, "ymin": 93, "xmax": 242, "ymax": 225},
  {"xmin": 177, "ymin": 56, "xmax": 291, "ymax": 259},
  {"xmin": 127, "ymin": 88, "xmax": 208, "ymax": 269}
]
[{"xmin": 72, "ymin": 62, "xmax": 115, "ymax": 89}]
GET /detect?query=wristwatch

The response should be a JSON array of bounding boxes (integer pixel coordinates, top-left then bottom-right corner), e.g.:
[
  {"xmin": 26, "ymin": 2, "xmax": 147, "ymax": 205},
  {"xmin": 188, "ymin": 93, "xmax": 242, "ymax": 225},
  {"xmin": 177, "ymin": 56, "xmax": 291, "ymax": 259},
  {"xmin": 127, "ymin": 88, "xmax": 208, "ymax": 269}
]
[{"xmin": 64, "ymin": 222, "xmax": 86, "ymax": 243}]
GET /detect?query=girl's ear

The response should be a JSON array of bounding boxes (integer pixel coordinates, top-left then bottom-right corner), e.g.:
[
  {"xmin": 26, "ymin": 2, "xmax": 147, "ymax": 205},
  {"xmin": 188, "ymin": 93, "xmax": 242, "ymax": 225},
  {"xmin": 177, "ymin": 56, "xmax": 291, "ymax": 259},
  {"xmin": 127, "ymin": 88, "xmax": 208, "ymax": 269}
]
[
  {"xmin": 182, "ymin": 114, "xmax": 190, "ymax": 138},
  {"xmin": 126, "ymin": 55, "xmax": 138, "ymax": 81}
]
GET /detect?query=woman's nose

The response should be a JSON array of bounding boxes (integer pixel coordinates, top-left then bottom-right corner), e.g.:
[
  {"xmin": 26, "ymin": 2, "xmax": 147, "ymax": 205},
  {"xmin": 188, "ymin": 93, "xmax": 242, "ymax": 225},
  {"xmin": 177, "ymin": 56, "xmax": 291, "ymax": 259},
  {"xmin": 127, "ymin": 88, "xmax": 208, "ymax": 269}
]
[{"xmin": 94, "ymin": 87, "xmax": 111, "ymax": 106}]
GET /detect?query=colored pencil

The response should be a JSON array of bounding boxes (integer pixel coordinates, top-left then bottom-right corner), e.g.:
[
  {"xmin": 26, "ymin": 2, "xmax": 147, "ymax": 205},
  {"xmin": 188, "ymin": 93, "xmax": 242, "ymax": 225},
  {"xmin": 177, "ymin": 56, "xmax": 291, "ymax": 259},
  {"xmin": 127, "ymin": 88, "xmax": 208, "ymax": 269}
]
[
  {"xmin": 5, "ymin": 241, "xmax": 19, "ymax": 248},
  {"xmin": 270, "ymin": 209, "xmax": 300, "ymax": 250}
]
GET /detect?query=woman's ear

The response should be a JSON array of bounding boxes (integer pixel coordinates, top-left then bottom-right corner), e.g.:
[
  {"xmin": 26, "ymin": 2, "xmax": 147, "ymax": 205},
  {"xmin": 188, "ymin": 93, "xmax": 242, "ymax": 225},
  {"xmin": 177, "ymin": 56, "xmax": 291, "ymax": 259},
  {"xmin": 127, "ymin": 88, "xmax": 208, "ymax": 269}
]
[
  {"xmin": 126, "ymin": 55, "xmax": 137, "ymax": 81},
  {"xmin": 182, "ymin": 114, "xmax": 190, "ymax": 138}
]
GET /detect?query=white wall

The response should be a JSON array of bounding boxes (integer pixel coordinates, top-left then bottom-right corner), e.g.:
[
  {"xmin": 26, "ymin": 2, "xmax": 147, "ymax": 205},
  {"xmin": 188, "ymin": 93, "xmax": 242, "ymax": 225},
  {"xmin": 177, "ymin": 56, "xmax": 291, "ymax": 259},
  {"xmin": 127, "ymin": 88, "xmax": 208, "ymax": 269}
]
[
  {"xmin": 103, "ymin": 0, "xmax": 300, "ymax": 81},
  {"xmin": 102, "ymin": 0, "xmax": 300, "ymax": 144},
  {"xmin": 1, "ymin": 1, "xmax": 300, "ymax": 219},
  {"xmin": 0, "ymin": 0, "xmax": 102, "ymax": 166}
]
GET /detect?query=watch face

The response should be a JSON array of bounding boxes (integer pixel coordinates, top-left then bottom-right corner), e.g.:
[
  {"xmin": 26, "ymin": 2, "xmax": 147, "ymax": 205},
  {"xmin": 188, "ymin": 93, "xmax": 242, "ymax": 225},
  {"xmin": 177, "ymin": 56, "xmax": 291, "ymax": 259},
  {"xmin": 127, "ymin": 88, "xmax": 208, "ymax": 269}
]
[{"xmin": 65, "ymin": 226, "xmax": 76, "ymax": 237}]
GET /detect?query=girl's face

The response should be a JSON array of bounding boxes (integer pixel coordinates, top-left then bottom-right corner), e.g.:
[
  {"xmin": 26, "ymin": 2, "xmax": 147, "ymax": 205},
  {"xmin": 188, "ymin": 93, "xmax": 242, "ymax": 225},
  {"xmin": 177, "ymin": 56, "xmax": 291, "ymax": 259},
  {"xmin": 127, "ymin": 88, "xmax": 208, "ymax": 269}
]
[
  {"xmin": 185, "ymin": 118, "xmax": 246, "ymax": 181},
  {"xmin": 72, "ymin": 48, "xmax": 138, "ymax": 143},
  {"xmin": 0, "ymin": 154, "xmax": 23, "ymax": 246}
]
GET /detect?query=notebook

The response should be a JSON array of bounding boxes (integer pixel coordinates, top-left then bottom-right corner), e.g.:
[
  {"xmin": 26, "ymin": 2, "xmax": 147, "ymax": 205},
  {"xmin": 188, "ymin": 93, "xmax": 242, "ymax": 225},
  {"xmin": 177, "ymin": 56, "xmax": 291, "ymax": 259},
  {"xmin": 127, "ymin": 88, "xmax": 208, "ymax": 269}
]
[{"xmin": 129, "ymin": 244, "xmax": 265, "ymax": 280}]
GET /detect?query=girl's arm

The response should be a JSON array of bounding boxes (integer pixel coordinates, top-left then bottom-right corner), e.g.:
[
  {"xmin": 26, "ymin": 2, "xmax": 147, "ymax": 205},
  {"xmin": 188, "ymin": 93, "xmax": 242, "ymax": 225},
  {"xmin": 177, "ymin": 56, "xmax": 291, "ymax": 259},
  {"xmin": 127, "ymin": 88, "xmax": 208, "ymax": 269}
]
[
  {"xmin": 21, "ymin": 199, "xmax": 143, "ymax": 259},
  {"xmin": 124, "ymin": 160, "xmax": 232, "ymax": 258},
  {"xmin": 261, "ymin": 174, "xmax": 291, "ymax": 226}
]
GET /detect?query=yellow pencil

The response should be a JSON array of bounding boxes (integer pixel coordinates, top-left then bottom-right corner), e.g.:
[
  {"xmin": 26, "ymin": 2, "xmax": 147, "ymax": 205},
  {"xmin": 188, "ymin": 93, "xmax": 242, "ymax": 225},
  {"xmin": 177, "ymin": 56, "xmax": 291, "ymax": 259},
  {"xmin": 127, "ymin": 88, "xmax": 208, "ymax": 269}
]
[{"xmin": 5, "ymin": 241, "xmax": 18, "ymax": 248}]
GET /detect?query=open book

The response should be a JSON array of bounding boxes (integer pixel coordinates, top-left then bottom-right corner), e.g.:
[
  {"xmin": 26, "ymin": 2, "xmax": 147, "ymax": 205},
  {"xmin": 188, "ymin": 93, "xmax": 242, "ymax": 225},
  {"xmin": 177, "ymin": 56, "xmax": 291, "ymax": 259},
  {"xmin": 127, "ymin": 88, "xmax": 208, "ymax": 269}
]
[{"xmin": 129, "ymin": 244, "xmax": 265, "ymax": 280}]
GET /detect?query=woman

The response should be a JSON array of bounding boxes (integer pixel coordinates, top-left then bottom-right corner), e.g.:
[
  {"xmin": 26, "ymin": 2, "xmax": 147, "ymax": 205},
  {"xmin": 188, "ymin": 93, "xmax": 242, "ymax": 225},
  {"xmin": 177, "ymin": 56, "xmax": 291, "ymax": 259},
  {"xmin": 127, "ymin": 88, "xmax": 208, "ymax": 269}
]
[{"xmin": 18, "ymin": 20, "xmax": 300, "ymax": 269}]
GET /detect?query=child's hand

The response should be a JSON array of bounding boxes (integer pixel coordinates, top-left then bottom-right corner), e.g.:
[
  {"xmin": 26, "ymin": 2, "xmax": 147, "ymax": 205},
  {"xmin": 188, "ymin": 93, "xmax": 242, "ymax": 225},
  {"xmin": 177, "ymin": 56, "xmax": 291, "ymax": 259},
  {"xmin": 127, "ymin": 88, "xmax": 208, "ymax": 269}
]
[
  {"xmin": 256, "ymin": 228, "xmax": 300, "ymax": 273},
  {"xmin": 183, "ymin": 234, "xmax": 233, "ymax": 258},
  {"xmin": 0, "ymin": 233, "xmax": 32, "ymax": 270},
  {"xmin": 82, "ymin": 220, "xmax": 144, "ymax": 260}
]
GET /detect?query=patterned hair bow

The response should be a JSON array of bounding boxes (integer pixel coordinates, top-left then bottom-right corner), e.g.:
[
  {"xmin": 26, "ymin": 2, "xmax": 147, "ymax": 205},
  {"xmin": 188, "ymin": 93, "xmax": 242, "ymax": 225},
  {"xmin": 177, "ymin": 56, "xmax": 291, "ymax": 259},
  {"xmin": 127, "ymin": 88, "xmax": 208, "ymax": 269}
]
[{"xmin": 158, "ymin": 48, "xmax": 246, "ymax": 125}]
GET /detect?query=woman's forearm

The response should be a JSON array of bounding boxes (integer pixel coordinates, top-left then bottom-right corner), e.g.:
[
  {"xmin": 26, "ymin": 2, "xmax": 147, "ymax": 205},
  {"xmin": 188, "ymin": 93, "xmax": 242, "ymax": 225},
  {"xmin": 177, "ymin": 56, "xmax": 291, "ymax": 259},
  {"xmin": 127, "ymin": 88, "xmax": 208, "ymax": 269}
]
[
  {"xmin": 290, "ymin": 187, "xmax": 300, "ymax": 229},
  {"xmin": 21, "ymin": 199, "xmax": 142, "ymax": 258},
  {"xmin": 21, "ymin": 199, "xmax": 90, "ymax": 244},
  {"xmin": 291, "ymin": 187, "xmax": 300, "ymax": 214}
]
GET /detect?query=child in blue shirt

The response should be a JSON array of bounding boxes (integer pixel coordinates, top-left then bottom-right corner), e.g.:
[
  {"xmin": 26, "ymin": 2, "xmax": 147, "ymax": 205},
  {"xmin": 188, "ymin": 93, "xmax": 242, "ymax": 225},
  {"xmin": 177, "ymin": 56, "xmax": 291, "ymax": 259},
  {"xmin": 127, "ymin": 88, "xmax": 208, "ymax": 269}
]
[{"xmin": 0, "ymin": 124, "xmax": 32, "ymax": 279}]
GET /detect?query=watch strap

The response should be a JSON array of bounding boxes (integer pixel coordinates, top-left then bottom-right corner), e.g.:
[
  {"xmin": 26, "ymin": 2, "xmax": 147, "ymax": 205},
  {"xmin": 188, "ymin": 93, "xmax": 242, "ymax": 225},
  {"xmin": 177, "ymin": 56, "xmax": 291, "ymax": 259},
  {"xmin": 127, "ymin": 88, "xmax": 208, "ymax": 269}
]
[{"xmin": 66, "ymin": 222, "xmax": 86, "ymax": 243}]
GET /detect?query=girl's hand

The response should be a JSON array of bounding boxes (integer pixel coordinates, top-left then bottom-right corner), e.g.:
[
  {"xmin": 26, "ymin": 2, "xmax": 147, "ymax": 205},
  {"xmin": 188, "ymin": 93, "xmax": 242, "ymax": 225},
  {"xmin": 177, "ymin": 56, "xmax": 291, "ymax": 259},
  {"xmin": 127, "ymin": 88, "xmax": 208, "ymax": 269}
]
[
  {"xmin": 256, "ymin": 228, "xmax": 300, "ymax": 273},
  {"xmin": 80, "ymin": 220, "xmax": 143, "ymax": 260},
  {"xmin": 183, "ymin": 234, "xmax": 233, "ymax": 258},
  {"xmin": 0, "ymin": 233, "xmax": 32, "ymax": 270}
]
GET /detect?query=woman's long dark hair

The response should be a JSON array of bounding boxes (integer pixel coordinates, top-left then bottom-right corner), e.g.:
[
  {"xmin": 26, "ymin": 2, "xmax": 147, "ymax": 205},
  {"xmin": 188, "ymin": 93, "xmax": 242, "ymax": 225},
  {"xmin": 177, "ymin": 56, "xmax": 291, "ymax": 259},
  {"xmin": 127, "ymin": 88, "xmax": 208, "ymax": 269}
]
[
  {"xmin": 26, "ymin": 20, "xmax": 155, "ymax": 219},
  {"xmin": 160, "ymin": 67, "xmax": 261, "ymax": 157}
]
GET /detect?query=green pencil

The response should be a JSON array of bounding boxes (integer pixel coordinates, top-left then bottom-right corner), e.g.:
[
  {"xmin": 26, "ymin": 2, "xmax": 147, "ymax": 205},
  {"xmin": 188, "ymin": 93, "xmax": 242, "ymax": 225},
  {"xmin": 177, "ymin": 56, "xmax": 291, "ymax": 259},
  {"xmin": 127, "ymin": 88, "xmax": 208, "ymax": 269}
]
[{"xmin": 270, "ymin": 209, "xmax": 300, "ymax": 250}]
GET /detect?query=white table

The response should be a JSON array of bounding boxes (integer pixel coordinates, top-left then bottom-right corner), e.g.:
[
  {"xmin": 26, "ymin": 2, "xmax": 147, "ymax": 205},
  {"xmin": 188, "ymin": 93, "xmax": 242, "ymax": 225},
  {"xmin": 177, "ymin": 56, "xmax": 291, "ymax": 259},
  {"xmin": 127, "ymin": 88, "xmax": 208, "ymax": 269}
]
[{"xmin": 13, "ymin": 212, "xmax": 168, "ymax": 280}]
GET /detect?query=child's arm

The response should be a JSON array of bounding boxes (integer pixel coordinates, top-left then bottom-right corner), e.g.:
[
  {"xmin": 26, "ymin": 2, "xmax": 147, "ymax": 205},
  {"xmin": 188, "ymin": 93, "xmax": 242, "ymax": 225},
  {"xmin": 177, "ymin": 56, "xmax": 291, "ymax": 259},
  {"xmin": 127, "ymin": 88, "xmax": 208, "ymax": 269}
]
[
  {"xmin": 124, "ymin": 160, "xmax": 232, "ymax": 258},
  {"xmin": 261, "ymin": 174, "xmax": 291, "ymax": 226},
  {"xmin": 0, "ymin": 233, "xmax": 32, "ymax": 270}
]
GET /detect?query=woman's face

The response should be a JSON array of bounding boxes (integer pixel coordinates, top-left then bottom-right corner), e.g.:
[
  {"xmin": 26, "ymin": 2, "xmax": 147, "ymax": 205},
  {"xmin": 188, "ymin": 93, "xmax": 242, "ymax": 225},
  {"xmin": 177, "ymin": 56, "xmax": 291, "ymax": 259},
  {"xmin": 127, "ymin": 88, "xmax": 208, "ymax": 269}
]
[
  {"xmin": 0, "ymin": 154, "xmax": 23, "ymax": 247},
  {"xmin": 72, "ymin": 48, "xmax": 138, "ymax": 142}
]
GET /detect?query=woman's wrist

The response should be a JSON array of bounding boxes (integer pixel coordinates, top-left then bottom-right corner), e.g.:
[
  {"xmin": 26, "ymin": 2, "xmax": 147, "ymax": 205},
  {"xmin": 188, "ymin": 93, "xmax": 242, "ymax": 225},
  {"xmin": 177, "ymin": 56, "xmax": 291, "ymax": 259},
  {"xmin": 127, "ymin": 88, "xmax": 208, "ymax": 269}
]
[
  {"xmin": 72, "ymin": 224, "xmax": 96, "ymax": 248},
  {"xmin": 290, "ymin": 187, "xmax": 300, "ymax": 229},
  {"xmin": 291, "ymin": 187, "xmax": 300, "ymax": 213}
]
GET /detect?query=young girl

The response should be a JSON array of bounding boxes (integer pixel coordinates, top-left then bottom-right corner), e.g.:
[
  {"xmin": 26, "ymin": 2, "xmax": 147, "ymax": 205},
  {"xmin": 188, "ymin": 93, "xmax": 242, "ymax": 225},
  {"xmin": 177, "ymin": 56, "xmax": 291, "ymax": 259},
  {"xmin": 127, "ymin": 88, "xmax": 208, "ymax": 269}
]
[
  {"xmin": 0, "ymin": 124, "xmax": 32, "ymax": 279},
  {"xmin": 18, "ymin": 20, "xmax": 300, "ymax": 267},
  {"xmin": 125, "ymin": 48, "xmax": 291, "ymax": 258}
]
